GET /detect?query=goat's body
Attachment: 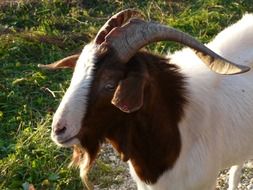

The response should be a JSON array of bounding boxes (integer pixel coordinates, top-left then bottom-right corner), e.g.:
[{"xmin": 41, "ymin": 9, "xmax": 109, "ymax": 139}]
[
  {"xmin": 129, "ymin": 14, "xmax": 253, "ymax": 190},
  {"xmin": 46, "ymin": 10, "xmax": 253, "ymax": 190}
]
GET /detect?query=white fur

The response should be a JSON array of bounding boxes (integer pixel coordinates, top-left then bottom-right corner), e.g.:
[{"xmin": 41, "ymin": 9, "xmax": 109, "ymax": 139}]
[
  {"xmin": 228, "ymin": 164, "xmax": 243, "ymax": 190},
  {"xmin": 51, "ymin": 43, "xmax": 97, "ymax": 147},
  {"xmin": 129, "ymin": 14, "xmax": 253, "ymax": 190}
]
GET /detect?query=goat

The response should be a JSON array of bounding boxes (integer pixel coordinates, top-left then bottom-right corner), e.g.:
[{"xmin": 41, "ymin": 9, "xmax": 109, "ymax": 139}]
[{"xmin": 40, "ymin": 10, "xmax": 253, "ymax": 190}]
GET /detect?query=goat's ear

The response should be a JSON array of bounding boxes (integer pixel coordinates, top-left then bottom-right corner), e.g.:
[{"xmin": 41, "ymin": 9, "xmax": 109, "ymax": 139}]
[
  {"xmin": 111, "ymin": 74, "xmax": 146, "ymax": 113},
  {"xmin": 38, "ymin": 54, "xmax": 80, "ymax": 70}
]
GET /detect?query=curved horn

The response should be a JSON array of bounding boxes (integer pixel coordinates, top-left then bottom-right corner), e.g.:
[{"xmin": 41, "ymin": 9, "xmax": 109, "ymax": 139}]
[
  {"xmin": 94, "ymin": 9, "xmax": 143, "ymax": 44},
  {"xmin": 104, "ymin": 19, "xmax": 250, "ymax": 75}
]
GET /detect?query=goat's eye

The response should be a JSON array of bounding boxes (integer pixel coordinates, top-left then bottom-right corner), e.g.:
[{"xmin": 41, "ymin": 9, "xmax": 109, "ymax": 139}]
[{"xmin": 105, "ymin": 82, "xmax": 116, "ymax": 91}]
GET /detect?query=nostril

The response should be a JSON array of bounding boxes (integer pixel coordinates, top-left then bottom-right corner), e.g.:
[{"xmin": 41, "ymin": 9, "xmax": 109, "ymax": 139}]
[{"xmin": 54, "ymin": 125, "xmax": 67, "ymax": 135}]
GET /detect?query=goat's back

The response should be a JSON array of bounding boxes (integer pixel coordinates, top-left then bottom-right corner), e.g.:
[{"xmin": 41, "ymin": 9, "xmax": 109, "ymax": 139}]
[
  {"xmin": 209, "ymin": 13, "xmax": 253, "ymax": 67},
  {"xmin": 152, "ymin": 13, "xmax": 253, "ymax": 190}
]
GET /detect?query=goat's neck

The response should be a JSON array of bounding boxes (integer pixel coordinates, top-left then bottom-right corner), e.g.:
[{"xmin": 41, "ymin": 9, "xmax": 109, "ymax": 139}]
[{"xmin": 107, "ymin": 62, "xmax": 187, "ymax": 184}]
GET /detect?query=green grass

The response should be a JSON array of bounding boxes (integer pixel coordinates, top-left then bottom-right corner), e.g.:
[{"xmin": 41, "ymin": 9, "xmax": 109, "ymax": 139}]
[{"xmin": 1, "ymin": 0, "xmax": 253, "ymax": 189}]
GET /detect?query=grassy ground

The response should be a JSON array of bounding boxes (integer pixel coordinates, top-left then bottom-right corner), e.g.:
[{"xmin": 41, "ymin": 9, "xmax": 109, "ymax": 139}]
[{"xmin": 1, "ymin": 0, "xmax": 253, "ymax": 189}]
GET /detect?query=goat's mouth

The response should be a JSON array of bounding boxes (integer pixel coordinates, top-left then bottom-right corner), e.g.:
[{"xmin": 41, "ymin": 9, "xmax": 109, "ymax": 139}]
[{"xmin": 51, "ymin": 133, "xmax": 80, "ymax": 147}]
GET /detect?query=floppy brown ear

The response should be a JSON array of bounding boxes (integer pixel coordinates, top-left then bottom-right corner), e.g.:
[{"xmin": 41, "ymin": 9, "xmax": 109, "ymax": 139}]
[
  {"xmin": 111, "ymin": 74, "xmax": 146, "ymax": 113},
  {"xmin": 38, "ymin": 54, "xmax": 80, "ymax": 70}
]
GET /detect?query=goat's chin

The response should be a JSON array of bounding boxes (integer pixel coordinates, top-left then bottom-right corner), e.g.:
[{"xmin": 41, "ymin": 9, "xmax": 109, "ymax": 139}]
[
  {"xmin": 52, "ymin": 137, "xmax": 81, "ymax": 147},
  {"xmin": 69, "ymin": 145, "xmax": 97, "ymax": 187}
]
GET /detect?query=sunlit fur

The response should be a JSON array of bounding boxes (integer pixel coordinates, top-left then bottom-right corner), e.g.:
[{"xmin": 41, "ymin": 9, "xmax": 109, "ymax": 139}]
[
  {"xmin": 228, "ymin": 165, "xmax": 243, "ymax": 190},
  {"xmin": 129, "ymin": 14, "xmax": 253, "ymax": 190}
]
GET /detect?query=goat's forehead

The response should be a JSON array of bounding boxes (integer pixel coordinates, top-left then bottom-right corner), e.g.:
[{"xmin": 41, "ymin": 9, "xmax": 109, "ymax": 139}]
[
  {"xmin": 72, "ymin": 44, "xmax": 98, "ymax": 83},
  {"xmin": 66, "ymin": 43, "xmax": 99, "ymax": 107}
]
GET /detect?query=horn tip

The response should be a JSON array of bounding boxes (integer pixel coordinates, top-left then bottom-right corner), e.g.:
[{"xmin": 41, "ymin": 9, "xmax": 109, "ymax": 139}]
[
  {"xmin": 217, "ymin": 63, "xmax": 250, "ymax": 75},
  {"xmin": 239, "ymin": 65, "xmax": 251, "ymax": 73}
]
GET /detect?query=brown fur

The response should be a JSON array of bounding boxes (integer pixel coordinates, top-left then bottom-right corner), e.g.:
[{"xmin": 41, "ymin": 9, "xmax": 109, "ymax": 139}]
[{"xmin": 72, "ymin": 50, "xmax": 187, "ymax": 184}]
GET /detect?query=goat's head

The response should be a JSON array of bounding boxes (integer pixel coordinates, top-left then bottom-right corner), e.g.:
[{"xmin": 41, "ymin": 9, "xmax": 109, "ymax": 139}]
[{"xmin": 40, "ymin": 9, "xmax": 250, "ymax": 182}]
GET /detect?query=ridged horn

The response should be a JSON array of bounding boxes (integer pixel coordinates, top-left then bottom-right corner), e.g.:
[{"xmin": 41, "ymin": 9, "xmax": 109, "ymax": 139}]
[
  {"xmin": 94, "ymin": 9, "xmax": 143, "ymax": 44},
  {"xmin": 104, "ymin": 19, "xmax": 250, "ymax": 75}
]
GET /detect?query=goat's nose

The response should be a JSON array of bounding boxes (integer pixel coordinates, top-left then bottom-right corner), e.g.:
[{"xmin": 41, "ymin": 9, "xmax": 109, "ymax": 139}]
[
  {"xmin": 53, "ymin": 122, "xmax": 67, "ymax": 135},
  {"xmin": 54, "ymin": 125, "xmax": 66, "ymax": 135}
]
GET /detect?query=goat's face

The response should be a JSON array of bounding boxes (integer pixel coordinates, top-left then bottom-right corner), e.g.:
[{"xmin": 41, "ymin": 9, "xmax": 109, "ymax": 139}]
[{"xmin": 51, "ymin": 43, "xmax": 148, "ymax": 150}]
